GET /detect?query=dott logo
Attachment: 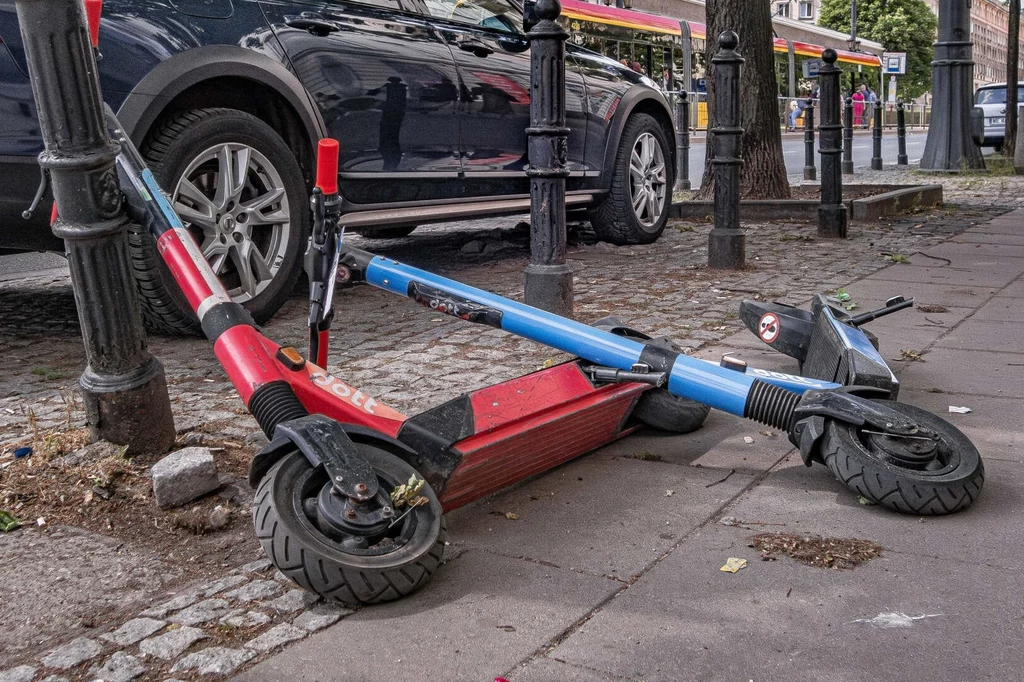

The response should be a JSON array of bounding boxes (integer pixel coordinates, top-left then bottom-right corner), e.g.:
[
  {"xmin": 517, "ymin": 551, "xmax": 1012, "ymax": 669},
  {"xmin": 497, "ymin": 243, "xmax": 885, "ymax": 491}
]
[{"xmin": 758, "ymin": 312, "xmax": 780, "ymax": 344}]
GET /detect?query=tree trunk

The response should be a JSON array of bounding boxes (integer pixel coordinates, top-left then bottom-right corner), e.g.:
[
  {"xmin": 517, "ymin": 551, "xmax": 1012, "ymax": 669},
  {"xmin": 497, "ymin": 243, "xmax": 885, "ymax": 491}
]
[
  {"xmin": 696, "ymin": 0, "xmax": 790, "ymax": 200},
  {"xmin": 1005, "ymin": 0, "xmax": 1020, "ymax": 160}
]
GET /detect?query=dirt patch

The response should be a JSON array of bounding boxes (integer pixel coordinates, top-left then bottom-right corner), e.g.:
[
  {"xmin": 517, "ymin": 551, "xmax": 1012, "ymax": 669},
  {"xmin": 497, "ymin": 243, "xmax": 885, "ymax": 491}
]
[{"xmin": 749, "ymin": 532, "xmax": 884, "ymax": 569}]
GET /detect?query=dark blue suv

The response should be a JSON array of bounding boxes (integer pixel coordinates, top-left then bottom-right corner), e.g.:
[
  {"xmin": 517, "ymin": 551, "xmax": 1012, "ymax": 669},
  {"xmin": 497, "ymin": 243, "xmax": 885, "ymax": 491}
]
[{"xmin": 0, "ymin": 0, "xmax": 675, "ymax": 332}]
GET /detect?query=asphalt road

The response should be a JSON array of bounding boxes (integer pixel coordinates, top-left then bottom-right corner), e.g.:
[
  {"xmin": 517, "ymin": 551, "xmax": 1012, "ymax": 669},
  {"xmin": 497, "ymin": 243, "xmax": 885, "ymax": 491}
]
[{"xmin": 681, "ymin": 129, "xmax": 937, "ymax": 187}]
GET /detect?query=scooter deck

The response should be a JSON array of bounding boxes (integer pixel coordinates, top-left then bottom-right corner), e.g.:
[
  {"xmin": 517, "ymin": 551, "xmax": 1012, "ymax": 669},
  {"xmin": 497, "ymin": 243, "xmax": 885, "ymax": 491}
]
[{"xmin": 433, "ymin": 361, "xmax": 648, "ymax": 511}]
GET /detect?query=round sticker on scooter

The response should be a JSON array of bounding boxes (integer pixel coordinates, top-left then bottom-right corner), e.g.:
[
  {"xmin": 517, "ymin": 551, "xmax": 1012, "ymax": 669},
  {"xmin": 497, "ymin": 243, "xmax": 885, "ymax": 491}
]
[{"xmin": 758, "ymin": 312, "xmax": 780, "ymax": 343}]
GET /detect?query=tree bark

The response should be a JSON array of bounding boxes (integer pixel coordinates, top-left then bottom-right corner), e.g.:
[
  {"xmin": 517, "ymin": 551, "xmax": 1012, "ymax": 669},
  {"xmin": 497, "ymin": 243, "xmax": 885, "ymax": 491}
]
[
  {"xmin": 696, "ymin": 0, "xmax": 790, "ymax": 200},
  {"xmin": 1005, "ymin": 0, "xmax": 1020, "ymax": 160}
]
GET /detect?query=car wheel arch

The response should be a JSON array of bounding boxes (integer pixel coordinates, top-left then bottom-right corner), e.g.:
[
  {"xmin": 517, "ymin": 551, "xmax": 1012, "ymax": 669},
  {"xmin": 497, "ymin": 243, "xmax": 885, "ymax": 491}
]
[
  {"xmin": 114, "ymin": 45, "xmax": 325, "ymax": 182},
  {"xmin": 597, "ymin": 92, "xmax": 676, "ymax": 189}
]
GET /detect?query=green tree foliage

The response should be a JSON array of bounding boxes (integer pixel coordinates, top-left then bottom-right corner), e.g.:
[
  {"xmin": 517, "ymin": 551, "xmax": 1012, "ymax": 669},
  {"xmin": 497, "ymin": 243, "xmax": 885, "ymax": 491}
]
[{"xmin": 820, "ymin": 0, "xmax": 936, "ymax": 99}]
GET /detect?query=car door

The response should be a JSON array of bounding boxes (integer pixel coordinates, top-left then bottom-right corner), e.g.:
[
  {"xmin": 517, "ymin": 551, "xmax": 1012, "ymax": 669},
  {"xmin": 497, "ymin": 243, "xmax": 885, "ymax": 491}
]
[
  {"xmin": 0, "ymin": 0, "xmax": 59, "ymax": 249},
  {"xmin": 422, "ymin": 0, "xmax": 589, "ymax": 197},
  {"xmin": 260, "ymin": 0, "xmax": 463, "ymax": 205}
]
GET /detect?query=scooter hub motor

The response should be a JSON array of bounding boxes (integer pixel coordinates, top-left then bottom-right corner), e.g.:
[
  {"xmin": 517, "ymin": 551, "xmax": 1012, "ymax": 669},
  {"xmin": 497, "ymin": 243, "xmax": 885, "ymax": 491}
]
[
  {"xmin": 312, "ymin": 483, "xmax": 394, "ymax": 542},
  {"xmin": 864, "ymin": 431, "xmax": 943, "ymax": 471}
]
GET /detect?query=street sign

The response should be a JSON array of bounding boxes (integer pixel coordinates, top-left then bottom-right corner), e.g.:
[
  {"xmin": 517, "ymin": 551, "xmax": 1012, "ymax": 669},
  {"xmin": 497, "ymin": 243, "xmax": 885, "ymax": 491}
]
[
  {"xmin": 802, "ymin": 59, "xmax": 822, "ymax": 78},
  {"xmin": 882, "ymin": 52, "xmax": 907, "ymax": 75},
  {"xmin": 888, "ymin": 75, "xmax": 898, "ymax": 104}
]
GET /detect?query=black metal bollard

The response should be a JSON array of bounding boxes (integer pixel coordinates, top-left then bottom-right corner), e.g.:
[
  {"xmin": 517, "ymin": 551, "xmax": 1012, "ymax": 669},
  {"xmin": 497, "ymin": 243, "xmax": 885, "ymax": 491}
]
[
  {"xmin": 707, "ymin": 31, "xmax": 744, "ymax": 270},
  {"xmin": 896, "ymin": 101, "xmax": 909, "ymax": 166},
  {"xmin": 817, "ymin": 49, "xmax": 847, "ymax": 239},
  {"xmin": 524, "ymin": 0, "xmax": 572, "ymax": 316},
  {"xmin": 15, "ymin": 0, "xmax": 175, "ymax": 454},
  {"xmin": 803, "ymin": 97, "xmax": 816, "ymax": 181},
  {"xmin": 871, "ymin": 100, "xmax": 883, "ymax": 170},
  {"xmin": 674, "ymin": 92, "xmax": 691, "ymax": 191},
  {"xmin": 842, "ymin": 96, "xmax": 855, "ymax": 175}
]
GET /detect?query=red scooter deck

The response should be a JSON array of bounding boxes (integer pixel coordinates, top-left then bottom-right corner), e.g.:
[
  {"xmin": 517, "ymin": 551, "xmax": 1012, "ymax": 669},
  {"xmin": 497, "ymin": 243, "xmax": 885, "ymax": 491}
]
[{"xmin": 440, "ymin": 362, "xmax": 648, "ymax": 511}]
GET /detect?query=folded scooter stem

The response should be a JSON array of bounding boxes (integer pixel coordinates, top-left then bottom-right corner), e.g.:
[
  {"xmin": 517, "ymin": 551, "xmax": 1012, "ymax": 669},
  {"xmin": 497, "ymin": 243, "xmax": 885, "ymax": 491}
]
[{"xmin": 360, "ymin": 254, "xmax": 835, "ymax": 423}]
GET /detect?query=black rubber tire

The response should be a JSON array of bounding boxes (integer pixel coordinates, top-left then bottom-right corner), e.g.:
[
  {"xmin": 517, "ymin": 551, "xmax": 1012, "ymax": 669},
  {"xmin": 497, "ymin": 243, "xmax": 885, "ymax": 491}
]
[
  {"xmin": 588, "ymin": 113, "xmax": 672, "ymax": 245},
  {"xmin": 253, "ymin": 446, "xmax": 446, "ymax": 606},
  {"xmin": 822, "ymin": 401, "xmax": 985, "ymax": 515},
  {"xmin": 633, "ymin": 389, "xmax": 710, "ymax": 433},
  {"xmin": 131, "ymin": 108, "xmax": 309, "ymax": 334},
  {"xmin": 359, "ymin": 225, "xmax": 417, "ymax": 239}
]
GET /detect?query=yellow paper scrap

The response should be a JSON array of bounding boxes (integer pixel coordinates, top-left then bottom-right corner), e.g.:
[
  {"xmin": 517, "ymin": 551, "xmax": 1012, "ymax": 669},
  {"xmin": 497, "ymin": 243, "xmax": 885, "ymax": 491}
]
[{"xmin": 720, "ymin": 557, "xmax": 748, "ymax": 573}]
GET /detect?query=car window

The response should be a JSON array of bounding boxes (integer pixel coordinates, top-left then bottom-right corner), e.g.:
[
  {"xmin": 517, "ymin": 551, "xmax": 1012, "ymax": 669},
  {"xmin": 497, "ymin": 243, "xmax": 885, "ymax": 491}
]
[
  {"xmin": 975, "ymin": 88, "xmax": 1006, "ymax": 105},
  {"xmin": 422, "ymin": 0, "xmax": 523, "ymax": 33}
]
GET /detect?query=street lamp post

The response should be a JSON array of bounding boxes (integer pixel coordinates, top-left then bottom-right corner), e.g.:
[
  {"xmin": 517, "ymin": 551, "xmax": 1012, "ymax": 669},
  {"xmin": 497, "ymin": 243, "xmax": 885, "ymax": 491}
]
[{"xmin": 920, "ymin": 0, "xmax": 985, "ymax": 171}]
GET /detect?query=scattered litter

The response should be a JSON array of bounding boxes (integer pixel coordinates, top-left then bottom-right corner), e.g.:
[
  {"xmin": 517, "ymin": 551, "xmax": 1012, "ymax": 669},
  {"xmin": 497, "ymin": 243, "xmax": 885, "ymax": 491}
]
[
  {"xmin": 390, "ymin": 474, "xmax": 428, "ymax": 509},
  {"xmin": 833, "ymin": 289, "xmax": 851, "ymax": 302},
  {"xmin": 36, "ymin": 517, "xmax": 46, "ymax": 527},
  {"xmin": 720, "ymin": 557, "xmax": 748, "ymax": 573},
  {"xmin": 850, "ymin": 612, "xmax": 942, "ymax": 628},
  {"xmin": 743, "ymin": 436, "xmax": 754, "ymax": 444},
  {"xmin": 759, "ymin": 430, "xmax": 777, "ymax": 438},
  {"xmin": 0, "ymin": 510, "xmax": 21, "ymax": 532},
  {"xmin": 948, "ymin": 406, "xmax": 972, "ymax": 414},
  {"xmin": 13, "ymin": 446, "xmax": 32, "ymax": 459},
  {"xmin": 897, "ymin": 349, "xmax": 925, "ymax": 362},
  {"xmin": 496, "ymin": 625, "xmax": 516, "ymax": 632},
  {"xmin": 750, "ymin": 532, "xmax": 883, "ymax": 569},
  {"xmin": 665, "ymin": 490, "xmax": 675, "ymax": 497},
  {"xmin": 857, "ymin": 496, "xmax": 877, "ymax": 506},
  {"xmin": 917, "ymin": 304, "xmax": 949, "ymax": 313},
  {"xmin": 504, "ymin": 512, "xmax": 519, "ymax": 521},
  {"xmin": 883, "ymin": 253, "xmax": 911, "ymax": 264},
  {"xmin": 541, "ymin": 358, "xmax": 557, "ymax": 369}
]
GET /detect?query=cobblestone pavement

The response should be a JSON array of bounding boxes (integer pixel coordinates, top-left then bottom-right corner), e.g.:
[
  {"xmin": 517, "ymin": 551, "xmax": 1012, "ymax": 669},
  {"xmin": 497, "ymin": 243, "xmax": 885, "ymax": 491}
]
[{"xmin": 0, "ymin": 171, "xmax": 1021, "ymax": 680}]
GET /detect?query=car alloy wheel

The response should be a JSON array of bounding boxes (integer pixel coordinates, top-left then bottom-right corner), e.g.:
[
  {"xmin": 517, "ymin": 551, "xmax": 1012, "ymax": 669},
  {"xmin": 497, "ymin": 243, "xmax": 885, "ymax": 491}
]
[{"xmin": 629, "ymin": 131, "xmax": 667, "ymax": 229}]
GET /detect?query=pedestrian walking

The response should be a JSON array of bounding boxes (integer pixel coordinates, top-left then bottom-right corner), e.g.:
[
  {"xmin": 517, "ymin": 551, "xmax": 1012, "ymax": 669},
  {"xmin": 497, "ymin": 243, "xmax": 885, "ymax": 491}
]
[
  {"xmin": 852, "ymin": 85, "xmax": 866, "ymax": 128},
  {"xmin": 865, "ymin": 85, "xmax": 878, "ymax": 126}
]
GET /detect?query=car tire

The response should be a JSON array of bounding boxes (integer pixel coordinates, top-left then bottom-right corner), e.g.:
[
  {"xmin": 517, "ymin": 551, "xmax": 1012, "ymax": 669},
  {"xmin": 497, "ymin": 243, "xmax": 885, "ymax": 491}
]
[
  {"xmin": 588, "ymin": 113, "xmax": 672, "ymax": 245},
  {"xmin": 131, "ymin": 108, "xmax": 308, "ymax": 334}
]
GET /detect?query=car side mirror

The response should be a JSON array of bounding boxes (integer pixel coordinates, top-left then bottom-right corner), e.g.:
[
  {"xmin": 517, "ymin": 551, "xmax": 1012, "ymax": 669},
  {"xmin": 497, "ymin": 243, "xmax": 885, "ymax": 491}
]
[{"xmin": 522, "ymin": 0, "xmax": 538, "ymax": 34}]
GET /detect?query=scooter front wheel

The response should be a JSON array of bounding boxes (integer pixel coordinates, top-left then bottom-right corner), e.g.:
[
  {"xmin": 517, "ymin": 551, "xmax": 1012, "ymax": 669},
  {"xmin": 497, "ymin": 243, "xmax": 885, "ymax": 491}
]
[
  {"xmin": 821, "ymin": 401, "xmax": 984, "ymax": 515},
  {"xmin": 253, "ymin": 445, "xmax": 446, "ymax": 606}
]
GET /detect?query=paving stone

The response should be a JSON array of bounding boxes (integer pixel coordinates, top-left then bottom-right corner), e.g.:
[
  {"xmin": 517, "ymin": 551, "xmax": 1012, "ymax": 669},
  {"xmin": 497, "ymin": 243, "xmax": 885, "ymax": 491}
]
[
  {"xmin": 39, "ymin": 676, "xmax": 69, "ymax": 682},
  {"xmin": 0, "ymin": 666, "xmax": 36, "ymax": 682},
  {"xmin": 169, "ymin": 647, "xmax": 255, "ymax": 675},
  {"xmin": 264, "ymin": 589, "xmax": 320, "ymax": 614},
  {"xmin": 87, "ymin": 652, "xmax": 147, "ymax": 682},
  {"xmin": 39, "ymin": 637, "xmax": 104, "ymax": 669},
  {"xmin": 220, "ymin": 611, "xmax": 272, "ymax": 628},
  {"xmin": 151, "ymin": 446, "xmax": 220, "ymax": 509},
  {"xmin": 236, "ymin": 558, "xmax": 272, "ymax": 574},
  {"xmin": 138, "ymin": 626, "xmax": 209, "ymax": 660},
  {"xmin": 100, "ymin": 617, "xmax": 167, "ymax": 646},
  {"xmin": 223, "ymin": 579, "xmax": 283, "ymax": 603},
  {"xmin": 291, "ymin": 604, "xmax": 353, "ymax": 633},
  {"xmin": 140, "ymin": 593, "xmax": 200, "ymax": 618},
  {"xmin": 198, "ymin": 574, "xmax": 249, "ymax": 597},
  {"xmin": 168, "ymin": 598, "xmax": 238, "ymax": 626},
  {"xmin": 244, "ymin": 624, "xmax": 309, "ymax": 653}
]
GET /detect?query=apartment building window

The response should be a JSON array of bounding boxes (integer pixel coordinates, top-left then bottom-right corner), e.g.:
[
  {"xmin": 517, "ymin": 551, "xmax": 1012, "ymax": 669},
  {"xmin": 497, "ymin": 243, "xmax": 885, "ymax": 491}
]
[
  {"xmin": 799, "ymin": 1, "xmax": 814, "ymax": 19},
  {"xmin": 776, "ymin": 2, "xmax": 791, "ymax": 18}
]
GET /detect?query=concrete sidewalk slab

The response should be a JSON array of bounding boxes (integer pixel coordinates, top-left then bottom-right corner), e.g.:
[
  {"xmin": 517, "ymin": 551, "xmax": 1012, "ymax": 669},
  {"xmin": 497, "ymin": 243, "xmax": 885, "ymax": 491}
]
[
  {"xmin": 995, "ymin": 278, "xmax": 1024, "ymax": 297},
  {"xmin": 949, "ymin": 231, "xmax": 1024, "ymax": 246},
  {"xmin": 972, "ymin": 295, "xmax": 1024, "ymax": 322},
  {"xmin": 897, "ymin": 348, "xmax": 1024, "ymax": 397},
  {"xmin": 233, "ymin": 549, "xmax": 622, "ymax": 682},
  {"xmin": 935, "ymin": 319, "xmax": 1024, "ymax": 353},
  {"xmin": 445, "ymin": 454, "xmax": 756, "ymax": 581},
  {"xmin": 546, "ymin": 521, "xmax": 1023, "ymax": 682},
  {"xmin": 865, "ymin": 262, "xmax": 1021, "ymax": 288}
]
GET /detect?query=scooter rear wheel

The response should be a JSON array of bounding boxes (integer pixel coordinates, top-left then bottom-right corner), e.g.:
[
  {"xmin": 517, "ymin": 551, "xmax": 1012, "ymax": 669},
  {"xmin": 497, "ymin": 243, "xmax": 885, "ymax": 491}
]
[
  {"xmin": 822, "ymin": 401, "xmax": 984, "ymax": 515},
  {"xmin": 253, "ymin": 445, "xmax": 446, "ymax": 606},
  {"xmin": 632, "ymin": 389, "xmax": 710, "ymax": 434}
]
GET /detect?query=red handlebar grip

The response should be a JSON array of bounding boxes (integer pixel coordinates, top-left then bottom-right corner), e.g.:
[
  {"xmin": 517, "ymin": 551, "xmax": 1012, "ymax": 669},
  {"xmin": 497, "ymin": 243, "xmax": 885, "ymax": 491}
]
[
  {"xmin": 84, "ymin": 0, "xmax": 102, "ymax": 48},
  {"xmin": 316, "ymin": 139, "xmax": 339, "ymax": 195}
]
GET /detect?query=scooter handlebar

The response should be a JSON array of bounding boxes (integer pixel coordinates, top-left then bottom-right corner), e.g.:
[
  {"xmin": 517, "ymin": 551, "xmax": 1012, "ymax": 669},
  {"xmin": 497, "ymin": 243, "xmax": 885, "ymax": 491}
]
[{"xmin": 316, "ymin": 139, "xmax": 339, "ymax": 196}]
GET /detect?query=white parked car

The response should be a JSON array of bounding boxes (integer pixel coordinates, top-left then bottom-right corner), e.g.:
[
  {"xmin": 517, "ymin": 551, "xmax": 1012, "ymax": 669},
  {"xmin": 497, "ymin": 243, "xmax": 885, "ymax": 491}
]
[{"xmin": 973, "ymin": 81, "xmax": 1024, "ymax": 150}]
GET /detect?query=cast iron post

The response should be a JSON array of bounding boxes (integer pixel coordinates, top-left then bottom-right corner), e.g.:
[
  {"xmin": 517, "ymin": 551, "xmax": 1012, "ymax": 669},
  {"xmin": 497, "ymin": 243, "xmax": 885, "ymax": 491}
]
[
  {"xmin": 707, "ymin": 31, "xmax": 744, "ymax": 270},
  {"xmin": 896, "ymin": 101, "xmax": 909, "ymax": 166},
  {"xmin": 818, "ymin": 49, "xmax": 847, "ymax": 239},
  {"xmin": 524, "ymin": 0, "xmax": 572, "ymax": 316},
  {"xmin": 842, "ymin": 96, "xmax": 855, "ymax": 175},
  {"xmin": 674, "ymin": 93, "xmax": 691, "ymax": 191},
  {"xmin": 15, "ymin": 0, "xmax": 175, "ymax": 454},
  {"xmin": 871, "ymin": 100, "xmax": 883, "ymax": 170},
  {"xmin": 803, "ymin": 97, "xmax": 816, "ymax": 181},
  {"xmin": 921, "ymin": 0, "xmax": 984, "ymax": 171}
]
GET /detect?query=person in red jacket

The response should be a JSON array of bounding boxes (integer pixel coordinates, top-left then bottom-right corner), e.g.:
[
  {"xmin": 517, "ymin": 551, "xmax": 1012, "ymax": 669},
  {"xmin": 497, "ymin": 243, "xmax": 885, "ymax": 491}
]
[{"xmin": 852, "ymin": 85, "xmax": 866, "ymax": 129}]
